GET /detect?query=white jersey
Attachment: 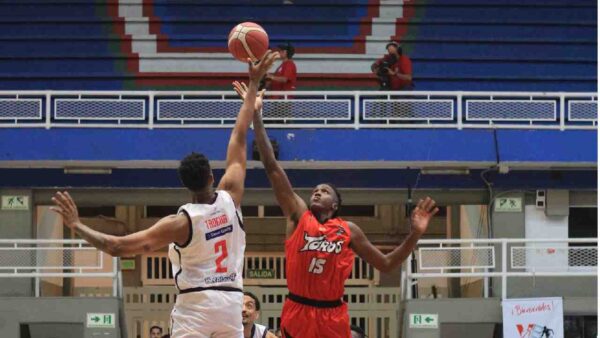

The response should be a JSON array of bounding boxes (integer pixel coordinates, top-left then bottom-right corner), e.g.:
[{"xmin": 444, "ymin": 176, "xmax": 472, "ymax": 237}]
[
  {"xmin": 168, "ymin": 190, "xmax": 246, "ymax": 292},
  {"xmin": 251, "ymin": 324, "xmax": 269, "ymax": 338}
]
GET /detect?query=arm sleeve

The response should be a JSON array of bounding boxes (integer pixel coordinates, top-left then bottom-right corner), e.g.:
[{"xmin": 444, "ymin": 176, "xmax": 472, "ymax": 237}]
[{"xmin": 400, "ymin": 57, "xmax": 412, "ymax": 75}]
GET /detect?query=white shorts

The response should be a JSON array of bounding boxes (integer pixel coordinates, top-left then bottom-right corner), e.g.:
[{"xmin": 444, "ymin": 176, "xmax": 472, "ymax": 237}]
[{"xmin": 170, "ymin": 290, "xmax": 243, "ymax": 338}]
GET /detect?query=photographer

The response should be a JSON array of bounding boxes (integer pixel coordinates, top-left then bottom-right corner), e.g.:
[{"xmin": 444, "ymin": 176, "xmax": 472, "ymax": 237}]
[{"xmin": 371, "ymin": 41, "xmax": 413, "ymax": 90}]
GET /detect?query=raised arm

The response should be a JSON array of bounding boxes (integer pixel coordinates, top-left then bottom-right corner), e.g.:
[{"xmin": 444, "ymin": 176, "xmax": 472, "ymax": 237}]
[
  {"xmin": 232, "ymin": 82, "xmax": 307, "ymax": 238},
  {"xmin": 51, "ymin": 191, "xmax": 189, "ymax": 257},
  {"xmin": 218, "ymin": 51, "xmax": 279, "ymax": 208},
  {"xmin": 349, "ymin": 197, "xmax": 438, "ymax": 273}
]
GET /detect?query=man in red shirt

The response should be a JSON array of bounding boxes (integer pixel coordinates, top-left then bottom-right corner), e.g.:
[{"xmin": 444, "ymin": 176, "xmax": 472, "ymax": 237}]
[
  {"xmin": 266, "ymin": 42, "xmax": 297, "ymax": 91},
  {"xmin": 371, "ymin": 41, "xmax": 413, "ymax": 90}
]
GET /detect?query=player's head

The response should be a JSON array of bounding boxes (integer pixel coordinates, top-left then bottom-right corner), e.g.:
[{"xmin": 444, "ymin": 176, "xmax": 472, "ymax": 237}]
[
  {"xmin": 309, "ymin": 183, "xmax": 342, "ymax": 218},
  {"xmin": 149, "ymin": 326, "xmax": 163, "ymax": 338},
  {"xmin": 242, "ymin": 291, "xmax": 261, "ymax": 326},
  {"xmin": 386, "ymin": 41, "xmax": 401, "ymax": 55},
  {"xmin": 178, "ymin": 152, "xmax": 214, "ymax": 193},
  {"xmin": 277, "ymin": 42, "xmax": 295, "ymax": 59},
  {"xmin": 350, "ymin": 324, "xmax": 367, "ymax": 338}
]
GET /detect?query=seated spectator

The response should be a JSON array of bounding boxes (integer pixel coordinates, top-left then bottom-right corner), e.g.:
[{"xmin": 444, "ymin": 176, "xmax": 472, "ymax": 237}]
[
  {"xmin": 150, "ymin": 326, "xmax": 163, "ymax": 338},
  {"xmin": 243, "ymin": 291, "xmax": 278, "ymax": 338}
]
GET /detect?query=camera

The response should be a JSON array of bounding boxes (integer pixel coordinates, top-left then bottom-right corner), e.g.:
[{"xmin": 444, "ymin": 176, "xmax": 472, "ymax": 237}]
[{"xmin": 375, "ymin": 54, "xmax": 398, "ymax": 90}]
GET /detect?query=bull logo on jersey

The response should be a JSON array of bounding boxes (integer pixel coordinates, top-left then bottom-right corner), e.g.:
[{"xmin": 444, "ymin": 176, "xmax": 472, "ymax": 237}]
[{"xmin": 300, "ymin": 232, "xmax": 344, "ymax": 254}]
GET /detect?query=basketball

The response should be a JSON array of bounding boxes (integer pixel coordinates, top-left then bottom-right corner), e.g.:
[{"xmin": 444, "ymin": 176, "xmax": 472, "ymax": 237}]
[{"xmin": 228, "ymin": 22, "xmax": 269, "ymax": 63}]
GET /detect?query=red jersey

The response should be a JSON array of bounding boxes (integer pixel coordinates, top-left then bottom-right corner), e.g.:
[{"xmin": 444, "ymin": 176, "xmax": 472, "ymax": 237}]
[
  {"xmin": 285, "ymin": 210, "xmax": 354, "ymax": 300},
  {"xmin": 271, "ymin": 59, "xmax": 297, "ymax": 91}
]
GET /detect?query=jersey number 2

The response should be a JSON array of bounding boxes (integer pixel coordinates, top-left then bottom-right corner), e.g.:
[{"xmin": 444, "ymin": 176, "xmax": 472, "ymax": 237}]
[
  {"xmin": 308, "ymin": 257, "xmax": 326, "ymax": 274},
  {"xmin": 214, "ymin": 240, "xmax": 228, "ymax": 273}
]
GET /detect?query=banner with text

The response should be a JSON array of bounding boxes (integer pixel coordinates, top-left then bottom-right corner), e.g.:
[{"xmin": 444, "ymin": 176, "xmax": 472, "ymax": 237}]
[{"xmin": 502, "ymin": 297, "xmax": 563, "ymax": 338}]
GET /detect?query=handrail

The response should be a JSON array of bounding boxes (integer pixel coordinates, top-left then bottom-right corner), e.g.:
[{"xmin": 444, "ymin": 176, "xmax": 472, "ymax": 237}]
[
  {"xmin": 0, "ymin": 90, "xmax": 595, "ymax": 130},
  {"xmin": 404, "ymin": 237, "xmax": 598, "ymax": 300}
]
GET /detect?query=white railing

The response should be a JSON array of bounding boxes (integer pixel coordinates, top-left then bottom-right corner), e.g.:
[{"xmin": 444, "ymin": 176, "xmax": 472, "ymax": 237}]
[
  {"xmin": 0, "ymin": 239, "xmax": 121, "ymax": 297},
  {"xmin": 123, "ymin": 285, "xmax": 400, "ymax": 338},
  {"xmin": 0, "ymin": 91, "xmax": 596, "ymax": 130},
  {"xmin": 404, "ymin": 238, "xmax": 598, "ymax": 300},
  {"xmin": 141, "ymin": 251, "xmax": 379, "ymax": 286}
]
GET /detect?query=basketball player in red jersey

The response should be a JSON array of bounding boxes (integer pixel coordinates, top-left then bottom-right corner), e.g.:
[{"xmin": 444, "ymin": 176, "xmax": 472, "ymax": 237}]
[{"xmin": 233, "ymin": 82, "xmax": 439, "ymax": 338}]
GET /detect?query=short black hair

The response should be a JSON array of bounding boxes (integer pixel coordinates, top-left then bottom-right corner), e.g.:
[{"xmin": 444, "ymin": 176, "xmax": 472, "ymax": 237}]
[
  {"xmin": 244, "ymin": 291, "xmax": 261, "ymax": 311},
  {"xmin": 178, "ymin": 152, "xmax": 212, "ymax": 192},
  {"xmin": 277, "ymin": 42, "xmax": 295, "ymax": 58},
  {"xmin": 322, "ymin": 182, "xmax": 342, "ymax": 217},
  {"xmin": 150, "ymin": 326, "xmax": 162, "ymax": 333}
]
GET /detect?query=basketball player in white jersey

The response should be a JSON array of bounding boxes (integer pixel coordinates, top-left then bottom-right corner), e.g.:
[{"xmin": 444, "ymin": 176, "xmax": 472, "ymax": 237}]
[
  {"xmin": 50, "ymin": 51, "xmax": 280, "ymax": 338},
  {"xmin": 243, "ymin": 292, "xmax": 277, "ymax": 338}
]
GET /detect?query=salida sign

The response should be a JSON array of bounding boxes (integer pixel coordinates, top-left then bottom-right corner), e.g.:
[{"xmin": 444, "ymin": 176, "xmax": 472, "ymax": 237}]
[{"xmin": 502, "ymin": 297, "xmax": 563, "ymax": 338}]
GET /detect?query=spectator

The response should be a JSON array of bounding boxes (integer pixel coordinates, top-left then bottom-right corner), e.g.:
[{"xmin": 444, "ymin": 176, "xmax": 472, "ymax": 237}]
[
  {"xmin": 266, "ymin": 42, "xmax": 297, "ymax": 92},
  {"xmin": 243, "ymin": 291, "xmax": 278, "ymax": 338},
  {"xmin": 351, "ymin": 324, "xmax": 367, "ymax": 338},
  {"xmin": 371, "ymin": 41, "xmax": 413, "ymax": 90},
  {"xmin": 161, "ymin": 335, "xmax": 170, "ymax": 338},
  {"xmin": 149, "ymin": 326, "xmax": 162, "ymax": 338}
]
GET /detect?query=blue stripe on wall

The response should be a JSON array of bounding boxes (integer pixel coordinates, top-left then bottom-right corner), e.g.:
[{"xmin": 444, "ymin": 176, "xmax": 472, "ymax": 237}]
[
  {"xmin": 0, "ymin": 129, "xmax": 497, "ymax": 162},
  {"xmin": 0, "ymin": 168, "xmax": 595, "ymax": 190}
]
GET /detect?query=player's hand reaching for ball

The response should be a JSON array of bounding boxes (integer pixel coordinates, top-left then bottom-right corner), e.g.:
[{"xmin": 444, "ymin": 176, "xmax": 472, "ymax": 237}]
[
  {"xmin": 248, "ymin": 50, "xmax": 279, "ymax": 84},
  {"xmin": 233, "ymin": 81, "xmax": 265, "ymax": 113},
  {"xmin": 410, "ymin": 197, "xmax": 439, "ymax": 236},
  {"xmin": 50, "ymin": 191, "xmax": 81, "ymax": 229}
]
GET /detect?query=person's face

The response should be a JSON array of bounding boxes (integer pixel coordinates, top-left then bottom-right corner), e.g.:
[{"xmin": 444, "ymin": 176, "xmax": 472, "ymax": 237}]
[
  {"xmin": 242, "ymin": 295, "xmax": 259, "ymax": 325},
  {"xmin": 387, "ymin": 45, "xmax": 398, "ymax": 55},
  {"xmin": 278, "ymin": 49, "xmax": 288, "ymax": 59},
  {"xmin": 150, "ymin": 328, "xmax": 162, "ymax": 338},
  {"xmin": 309, "ymin": 184, "xmax": 338, "ymax": 214}
]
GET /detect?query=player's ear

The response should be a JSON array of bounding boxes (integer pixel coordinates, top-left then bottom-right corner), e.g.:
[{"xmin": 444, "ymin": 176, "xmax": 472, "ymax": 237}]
[{"xmin": 208, "ymin": 172, "xmax": 215, "ymax": 186}]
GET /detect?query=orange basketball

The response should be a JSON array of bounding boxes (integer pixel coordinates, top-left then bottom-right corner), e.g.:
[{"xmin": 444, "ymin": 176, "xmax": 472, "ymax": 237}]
[{"xmin": 228, "ymin": 22, "xmax": 269, "ymax": 63}]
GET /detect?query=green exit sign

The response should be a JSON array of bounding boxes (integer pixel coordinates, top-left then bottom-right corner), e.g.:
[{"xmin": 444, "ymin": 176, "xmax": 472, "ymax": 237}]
[
  {"xmin": 86, "ymin": 313, "xmax": 115, "ymax": 328},
  {"xmin": 409, "ymin": 313, "xmax": 438, "ymax": 329},
  {"xmin": 120, "ymin": 259, "xmax": 136, "ymax": 270},
  {"xmin": 247, "ymin": 269, "xmax": 275, "ymax": 279}
]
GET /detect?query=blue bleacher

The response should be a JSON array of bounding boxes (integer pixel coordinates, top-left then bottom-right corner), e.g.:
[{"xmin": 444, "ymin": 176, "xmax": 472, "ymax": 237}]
[{"xmin": 0, "ymin": 0, "xmax": 596, "ymax": 91}]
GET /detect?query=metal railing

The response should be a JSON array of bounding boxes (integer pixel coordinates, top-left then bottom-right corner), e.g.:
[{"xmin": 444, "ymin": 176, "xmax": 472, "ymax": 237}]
[
  {"xmin": 0, "ymin": 239, "xmax": 121, "ymax": 297},
  {"xmin": 403, "ymin": 238, "xmax": 598, "ymax": 300},
  {"xmin": 0, "ymin": 91, "xmax": 596, "ymax": 130},
  {"xmin": 141, "ymin": 251, "xmax": 379, "ymax": 286}
]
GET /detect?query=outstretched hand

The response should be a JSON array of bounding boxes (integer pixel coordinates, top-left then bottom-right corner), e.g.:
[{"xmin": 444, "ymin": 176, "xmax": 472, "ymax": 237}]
[
  {"xmin": 50, "ymin": 191, "xmax": 81, "ymax": 229},
  {"xmin": 410, "ymin": 197, "xmax": 439, "ymax": 235},
  {"xmin": 248, "ymin": 50, "xmax": 279, "ymax": 83},
  {"xmin": 233, "ymin": 81, "xmax": 265, "ymax": 113}
]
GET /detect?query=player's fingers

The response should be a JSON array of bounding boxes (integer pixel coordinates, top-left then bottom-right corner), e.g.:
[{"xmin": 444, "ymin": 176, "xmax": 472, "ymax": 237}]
[
  {"xmin": 259, "ymin": 89, "xmax": 266, "ymax": 98},
  {"xmin": 426, "ymin": 199, "xmax": 437, "ymax": 213},
  {"xmin": 421, "ymin": 197, "xmax": 433, "ymax": 211},
  {"xmin": 49, "ymin": 207, "xmax": 66, "ymax": 218},
  {"xmin": 51, "ymin": 196, "xmax": 70, "ymax": 213},
  {"xmin": 64, "ymin": 191, "xmax": 77, "ymax": 211},
  {"xmin": 233, "ymin": 83, "xmax": 244, "ymax": 96},
  {"xmin": 415, "ymin": 198, "xmax": 425, "ymax": 209},
  {"xmin": 431, "ymin": 207, "xmax": 440, "ymax": 216},
  {"xmin": 241, "ymin": 82, "xmax": 248, "ymax": 91}
]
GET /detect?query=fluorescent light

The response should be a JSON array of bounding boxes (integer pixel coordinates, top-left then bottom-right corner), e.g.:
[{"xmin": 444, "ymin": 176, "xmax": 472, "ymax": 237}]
[
  {"xmin": 64, "ymin": 168, "xmax": 112, "ymax": 175},
  {"xmin": 420, "ymin": 169, "xmax": 470, "ymax": 175}
]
